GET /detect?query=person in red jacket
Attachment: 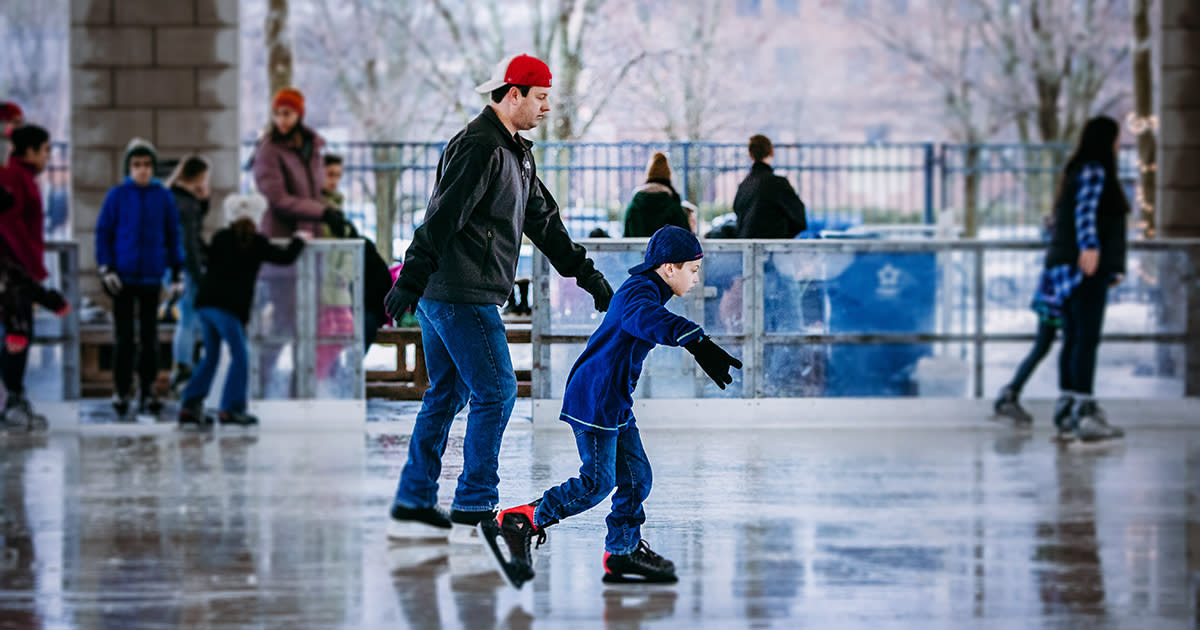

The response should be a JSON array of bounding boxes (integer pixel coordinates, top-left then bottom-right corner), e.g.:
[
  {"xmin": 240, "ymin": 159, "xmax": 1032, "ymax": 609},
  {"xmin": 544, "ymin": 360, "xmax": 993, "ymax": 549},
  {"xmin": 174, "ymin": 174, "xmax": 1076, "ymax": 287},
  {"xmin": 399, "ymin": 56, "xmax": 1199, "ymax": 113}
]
[{"xmin": 0, "ymin": 125, "xmax": 71, "ymax": 430}]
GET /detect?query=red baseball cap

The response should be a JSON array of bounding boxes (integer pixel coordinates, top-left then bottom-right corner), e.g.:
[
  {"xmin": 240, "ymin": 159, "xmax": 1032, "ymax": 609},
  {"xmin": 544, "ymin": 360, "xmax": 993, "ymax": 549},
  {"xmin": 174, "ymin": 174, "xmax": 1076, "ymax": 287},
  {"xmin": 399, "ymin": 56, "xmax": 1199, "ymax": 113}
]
[{"xmin": 474, "ymin": 54, "xmax": 552, "ymax": 94}]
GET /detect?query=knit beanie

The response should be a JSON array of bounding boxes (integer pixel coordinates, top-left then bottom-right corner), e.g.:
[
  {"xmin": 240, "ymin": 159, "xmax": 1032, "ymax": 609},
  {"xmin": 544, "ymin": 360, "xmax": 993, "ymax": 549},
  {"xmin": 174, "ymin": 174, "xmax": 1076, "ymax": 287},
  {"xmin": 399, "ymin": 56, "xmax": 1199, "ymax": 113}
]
[
  {"xmin": 628, "ymin": 225, "xmax": 704, "ymax": 275},
  {"xmin": 645, "ymin": 152, "xmax": 671, "ymax": 182},
  {"xmin": 123, "ymin": 137, "xmax": 158, "ymax": 175},
  {"xmin": 272, "ymin": 87, "xmax": 305, "ymax": 118},
  {"xmin": 224, "ymin": 193, "xmax": 268, "ymax": 225}
]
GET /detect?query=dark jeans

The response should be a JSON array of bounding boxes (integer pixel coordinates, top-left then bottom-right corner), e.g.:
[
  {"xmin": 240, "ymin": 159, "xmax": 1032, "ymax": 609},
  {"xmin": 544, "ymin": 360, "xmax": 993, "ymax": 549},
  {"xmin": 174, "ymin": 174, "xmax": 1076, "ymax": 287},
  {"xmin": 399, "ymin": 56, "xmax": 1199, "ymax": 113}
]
[
  {"xmin": 0, "ymin": 302, "xmax": 31, "ymax": 395},
  {"xmin": 535, "ymin": 425, "xmax": 652, "ymax": 556},
  {"xmin": 393, "ymin": 299, "xmax": 517, "ymax": 513},
  {"xmin": 1007, "ymin": 320, "xmax": 1058, "ymax": 396},
  {"xmin": 113, "ymin": 284, "xmax": 162, "ymax": 398},
  {"xmin": 1058, "ymin": 275, "xmax": 1109, "ymax": 395},
  {"xmin": 181, "ymin": 307, "xmax": 249, "ymax": 413}
]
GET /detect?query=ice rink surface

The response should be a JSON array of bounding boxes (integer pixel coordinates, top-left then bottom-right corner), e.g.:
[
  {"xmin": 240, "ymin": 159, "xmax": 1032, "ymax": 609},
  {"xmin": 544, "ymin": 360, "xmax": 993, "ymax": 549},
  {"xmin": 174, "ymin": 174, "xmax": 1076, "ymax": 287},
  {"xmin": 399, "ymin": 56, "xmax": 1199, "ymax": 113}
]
[{"xmin": 0, "ymin": 402, "xmax": 1195, "ymax": 629}]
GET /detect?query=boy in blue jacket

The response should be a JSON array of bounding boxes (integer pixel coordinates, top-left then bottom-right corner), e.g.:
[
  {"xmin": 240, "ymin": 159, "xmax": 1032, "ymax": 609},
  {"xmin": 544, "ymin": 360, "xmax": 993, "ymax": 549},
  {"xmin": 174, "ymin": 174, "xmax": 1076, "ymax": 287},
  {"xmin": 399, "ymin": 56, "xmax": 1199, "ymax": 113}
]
[
  {"xmin": 95, "ymin": 137, "xmax": 185, "ymax": 417},
  {"xmin": 480, "ymin": 226, "xmax": 742, "ymax": 589}
]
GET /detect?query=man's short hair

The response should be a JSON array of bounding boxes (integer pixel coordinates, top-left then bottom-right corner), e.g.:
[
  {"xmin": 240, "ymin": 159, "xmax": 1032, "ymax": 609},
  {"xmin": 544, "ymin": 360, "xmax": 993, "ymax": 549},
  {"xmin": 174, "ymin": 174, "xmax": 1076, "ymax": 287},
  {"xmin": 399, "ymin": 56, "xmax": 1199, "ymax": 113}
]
[
  {"xmin": 490, "ymin": 84, "xmax": 533, "ymax": 103},
  {"xmin": 748, "ymin": 134, "xmax": 773, "ymax": 162},
  {"xmin": 324, "ymin": 154, "xmax": 343, "ymax": 167},
  {"xmin": 10, "ymin": 125, "xmax": 49, "ymax": 157}
]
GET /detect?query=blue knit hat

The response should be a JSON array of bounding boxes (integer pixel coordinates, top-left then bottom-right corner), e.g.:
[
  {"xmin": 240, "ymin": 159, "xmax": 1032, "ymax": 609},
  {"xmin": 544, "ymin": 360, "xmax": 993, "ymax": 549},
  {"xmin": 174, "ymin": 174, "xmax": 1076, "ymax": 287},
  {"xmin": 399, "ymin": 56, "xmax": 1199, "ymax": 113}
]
[{"xmin": 628, "ymin": 225, "xmax": 704, "ymax": 275}]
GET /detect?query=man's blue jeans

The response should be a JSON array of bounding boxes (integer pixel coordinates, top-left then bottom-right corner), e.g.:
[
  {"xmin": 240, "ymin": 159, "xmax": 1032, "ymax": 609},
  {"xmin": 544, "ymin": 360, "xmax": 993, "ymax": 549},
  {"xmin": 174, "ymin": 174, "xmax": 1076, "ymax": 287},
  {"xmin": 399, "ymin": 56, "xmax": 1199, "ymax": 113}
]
[
  {"xmin": 172, "ymin": 273, "xmax": 200, "ymax": 367},
  {"xmin": 535, "ymin": 425, "xmax": 652, "ymax": 556},
  {"xmin": 181, "ymin": 307, "xmax": 249, "ymax": 413},
  {"xmin": 393, "ymin": 299, "xmax": 517, "ymax": 513}
]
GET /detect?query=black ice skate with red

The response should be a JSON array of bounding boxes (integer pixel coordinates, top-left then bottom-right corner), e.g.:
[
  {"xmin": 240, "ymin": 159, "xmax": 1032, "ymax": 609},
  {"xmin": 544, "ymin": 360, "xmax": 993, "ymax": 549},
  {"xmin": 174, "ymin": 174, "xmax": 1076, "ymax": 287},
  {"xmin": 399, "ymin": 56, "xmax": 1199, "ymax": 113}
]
[
  {"xmin": 477, "ymin": 503, "xmax": 546, "ymax": 589},
  {"xmin": 602, "ymin": 540, "xmax": 678, "ymax": 585}
]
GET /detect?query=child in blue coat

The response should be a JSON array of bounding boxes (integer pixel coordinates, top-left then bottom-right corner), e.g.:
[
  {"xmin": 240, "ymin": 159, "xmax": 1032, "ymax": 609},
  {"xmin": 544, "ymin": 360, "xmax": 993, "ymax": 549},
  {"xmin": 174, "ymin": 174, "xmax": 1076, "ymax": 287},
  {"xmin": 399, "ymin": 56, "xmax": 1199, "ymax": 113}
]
[
  {"xmin": 480, "ymin": 226, "xmax": 742, "ymax": 589},
  {"xmin": 95, "ymin": 138, "xmax": 184, "ymax": 416}
]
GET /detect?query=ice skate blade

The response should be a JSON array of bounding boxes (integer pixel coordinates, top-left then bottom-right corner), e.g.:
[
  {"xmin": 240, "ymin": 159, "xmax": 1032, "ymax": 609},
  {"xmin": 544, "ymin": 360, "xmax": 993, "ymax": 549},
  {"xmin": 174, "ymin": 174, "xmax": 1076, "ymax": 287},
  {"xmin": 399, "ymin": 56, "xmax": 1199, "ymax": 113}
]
[
  {"xmin": 449, "ymin": 522, "xmax": 484, "ymax": 545},
  {"xmin": 477, "ymin": 520, "xmax": 533, "ymax": 590},
  {"xmin": 386, "ymin": 518, "xmax": 450, "ymax": 541},
  {"xmin": 602, "ymin": 572, "xmax": 678, "ymax": 586}
]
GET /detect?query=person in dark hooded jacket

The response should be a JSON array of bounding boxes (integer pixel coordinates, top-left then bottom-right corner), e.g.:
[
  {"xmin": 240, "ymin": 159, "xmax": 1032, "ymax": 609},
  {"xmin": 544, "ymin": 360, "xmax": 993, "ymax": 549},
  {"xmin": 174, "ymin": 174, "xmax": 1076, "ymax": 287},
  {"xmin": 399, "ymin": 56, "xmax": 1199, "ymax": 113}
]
[
  {"xmin": 732, "ymin": 135, "xmax": 807, "ymax": 239},
  {"xmin": 623, "ymin": 152, "xmax": 689, "ymax": 237},
  {"xmin": 95, "ymin": 137, "xmax": 184, "ymax": 417},
  {"xmin": 164, "ymin": 155, "xmax": 211, "ymax": 393}
]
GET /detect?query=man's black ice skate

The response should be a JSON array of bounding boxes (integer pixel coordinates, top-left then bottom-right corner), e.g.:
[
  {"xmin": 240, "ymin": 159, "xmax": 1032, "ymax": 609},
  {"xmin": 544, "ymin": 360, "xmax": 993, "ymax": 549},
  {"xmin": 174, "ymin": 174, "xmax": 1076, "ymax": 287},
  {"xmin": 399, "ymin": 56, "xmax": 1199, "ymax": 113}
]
[
  {"xmin": 602, "ymin": 540, "xmax": 677, "ymax": 585},
  {"xmin": 1052, "ymin": 394, "xmax": 1076, "ymax": 443},
  {"xmin": 449, "ymin": 508, "xmax": 498, "ymax": 545},
  {"xmin": 387, "ymin": 504, "xmax": 452, "ymax": 540},
  {"xmin": 992, "ymin": 386, "xmax": 1032, "ymax": 427},
  {"xmin": 169, "ymin": 365, "xmax": 192, "ymax": 396},
  {"xmin": 478, "ymin": 503, "xmax": 545, "ymax": 589}
]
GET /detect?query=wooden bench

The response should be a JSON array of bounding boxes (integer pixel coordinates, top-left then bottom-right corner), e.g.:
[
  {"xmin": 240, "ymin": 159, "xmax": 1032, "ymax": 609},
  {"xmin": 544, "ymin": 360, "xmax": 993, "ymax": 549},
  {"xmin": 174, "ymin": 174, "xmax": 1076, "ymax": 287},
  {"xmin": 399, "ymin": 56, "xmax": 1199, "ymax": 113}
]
[
  {"xmin": 80, "ymin": 323, "xmax": 177, "ymax": 397},
  {"xmin": 366, "ymin": 320, "xmax": 533, "ymax": 400}
]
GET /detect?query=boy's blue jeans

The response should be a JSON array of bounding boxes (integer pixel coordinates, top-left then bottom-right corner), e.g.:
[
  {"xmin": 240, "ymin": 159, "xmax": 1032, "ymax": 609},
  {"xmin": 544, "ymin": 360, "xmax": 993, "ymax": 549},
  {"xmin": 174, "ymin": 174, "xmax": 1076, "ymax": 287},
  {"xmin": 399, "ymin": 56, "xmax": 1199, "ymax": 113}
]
[
  {"xmin": 181, "ymin": 307, "xmax": 249, "ymax": 413},
  {"xmin": 393, "ymin": 299, "xmax": 517, "ymax": 513},
  {"xmin": 172, "ymin": 273, "xmax": 200, "ymax": 367},
  {"xmin": 535, "ymin": 424, "xmax": 652, "ymax": 556}
]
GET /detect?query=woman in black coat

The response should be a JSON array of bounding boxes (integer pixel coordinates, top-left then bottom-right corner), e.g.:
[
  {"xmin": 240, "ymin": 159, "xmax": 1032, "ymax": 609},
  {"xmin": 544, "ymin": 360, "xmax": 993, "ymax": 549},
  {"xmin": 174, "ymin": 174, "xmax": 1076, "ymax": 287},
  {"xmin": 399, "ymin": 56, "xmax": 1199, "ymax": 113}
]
[{"xmin": 1042, "ymin": 116, "xmax": 1129, "ymax": 442}]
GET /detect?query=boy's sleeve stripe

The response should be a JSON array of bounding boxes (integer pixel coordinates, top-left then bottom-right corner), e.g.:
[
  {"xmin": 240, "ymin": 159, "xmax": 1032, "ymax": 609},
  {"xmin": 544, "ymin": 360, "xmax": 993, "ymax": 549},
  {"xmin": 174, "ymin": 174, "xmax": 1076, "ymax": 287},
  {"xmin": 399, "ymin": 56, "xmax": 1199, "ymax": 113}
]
[
  {"xmin": 676, "ymin": 327, "xmax": 703, "ymax": 343},
  {"xmin": 560, "ymin": 413, "xmax": 623, "ymax": 431}
]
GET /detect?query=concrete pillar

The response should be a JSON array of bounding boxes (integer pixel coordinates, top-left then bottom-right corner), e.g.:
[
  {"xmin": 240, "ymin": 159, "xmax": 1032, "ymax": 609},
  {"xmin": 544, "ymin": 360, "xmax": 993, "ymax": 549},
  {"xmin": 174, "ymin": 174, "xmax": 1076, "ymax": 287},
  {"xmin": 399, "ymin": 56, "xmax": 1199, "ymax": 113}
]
[
  {"xmin": 69, "ymin": 0, "xmax": 240, "ymax": 302},
  {"xmin": 1158, "ymin": 1, "xmax": 1200, "ymax": 238}
]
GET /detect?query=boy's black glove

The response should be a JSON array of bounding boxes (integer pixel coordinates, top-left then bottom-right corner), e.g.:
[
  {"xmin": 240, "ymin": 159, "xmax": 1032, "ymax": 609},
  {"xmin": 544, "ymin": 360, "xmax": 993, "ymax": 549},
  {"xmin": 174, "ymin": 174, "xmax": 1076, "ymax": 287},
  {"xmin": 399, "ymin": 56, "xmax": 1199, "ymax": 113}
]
[
  {"xmin": 577, "ymin": 270, "xmax": 613, "ymax": 312},
  {"xmin": 384, "ymin": 282, "xmax": 420, "ymax": 321},
  {"xmin": 683, "ymin": 335, "xmax": 743, "ymax": 389}
]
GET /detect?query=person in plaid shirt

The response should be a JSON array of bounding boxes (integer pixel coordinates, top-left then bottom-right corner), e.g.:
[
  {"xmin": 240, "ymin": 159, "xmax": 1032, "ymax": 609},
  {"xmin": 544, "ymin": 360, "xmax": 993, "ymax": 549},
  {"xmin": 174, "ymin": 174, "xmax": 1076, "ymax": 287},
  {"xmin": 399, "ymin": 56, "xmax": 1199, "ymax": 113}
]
[{"xmin": 1036, "ymin": 116, "xmax": 1129, "ymax": 443}]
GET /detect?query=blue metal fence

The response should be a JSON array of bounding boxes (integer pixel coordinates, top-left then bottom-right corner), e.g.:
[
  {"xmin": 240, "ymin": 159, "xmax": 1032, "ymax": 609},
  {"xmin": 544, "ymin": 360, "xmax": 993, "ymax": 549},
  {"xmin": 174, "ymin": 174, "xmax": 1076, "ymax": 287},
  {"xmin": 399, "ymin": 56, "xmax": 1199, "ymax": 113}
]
[{"xmin": 47, "ymin": 141, "xmax": 1139, "ymax": 257}]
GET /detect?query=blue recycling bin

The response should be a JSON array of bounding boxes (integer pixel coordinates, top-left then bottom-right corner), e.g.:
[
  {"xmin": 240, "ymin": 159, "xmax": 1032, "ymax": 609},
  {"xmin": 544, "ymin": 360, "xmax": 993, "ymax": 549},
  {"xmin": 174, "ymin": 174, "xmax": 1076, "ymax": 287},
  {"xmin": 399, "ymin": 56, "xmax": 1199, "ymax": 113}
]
[{"xmin": 822, "ymin": 243, "xmax": 937, "ymax": 396}]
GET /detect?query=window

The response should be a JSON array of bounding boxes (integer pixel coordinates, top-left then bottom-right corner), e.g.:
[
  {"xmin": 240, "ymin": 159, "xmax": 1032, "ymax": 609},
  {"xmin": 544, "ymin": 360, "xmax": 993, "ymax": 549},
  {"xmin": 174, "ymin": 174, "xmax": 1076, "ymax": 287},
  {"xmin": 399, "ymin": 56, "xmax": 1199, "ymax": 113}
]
[
  {"xmin": 776, "ymin": 0, "xmax": 800, "ymax": 15},
  {"xmin": 736, "ymin": 0, "xmax": 762, "ymax": 16}
]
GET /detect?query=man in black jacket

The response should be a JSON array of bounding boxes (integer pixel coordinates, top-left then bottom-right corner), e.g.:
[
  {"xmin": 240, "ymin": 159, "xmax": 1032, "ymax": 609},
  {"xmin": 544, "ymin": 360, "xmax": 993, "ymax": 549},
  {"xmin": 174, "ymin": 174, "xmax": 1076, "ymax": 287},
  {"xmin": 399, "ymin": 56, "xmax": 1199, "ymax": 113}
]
[
  {"xmin": 383, "ymin": 54, "xmax": 613, "ymax": 542},
  {"xmin": 732, "ymin": 135, "xmax": 807, "ymax": 239}
]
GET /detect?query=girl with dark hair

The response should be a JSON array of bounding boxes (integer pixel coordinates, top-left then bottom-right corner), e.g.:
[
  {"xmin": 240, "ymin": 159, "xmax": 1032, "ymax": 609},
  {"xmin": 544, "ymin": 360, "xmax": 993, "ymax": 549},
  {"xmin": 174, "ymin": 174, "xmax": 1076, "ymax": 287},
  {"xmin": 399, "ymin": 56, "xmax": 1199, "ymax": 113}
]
[
  {"xmin": 177, "ymin": 194, "xmax": 305, "ymax": 429},
  {"xmin": 165, "ymin": 155, "xmax": 211, "ymax": 393},
  {"xmin": 1037, "ymin": 115, "xmax": 1129, "ymax": 442}
]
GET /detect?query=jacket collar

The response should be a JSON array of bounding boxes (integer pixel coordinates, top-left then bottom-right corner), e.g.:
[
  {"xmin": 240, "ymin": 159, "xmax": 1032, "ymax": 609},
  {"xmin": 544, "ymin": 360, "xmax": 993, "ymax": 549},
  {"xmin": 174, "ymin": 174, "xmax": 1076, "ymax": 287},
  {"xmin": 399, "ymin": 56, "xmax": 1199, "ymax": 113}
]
[
  {"xmin": 750, "ymin": 161, "xmax": 773, "ymax": 174},
  {"xmin": 6, "ymin": 155, "xmax": 38, "ymax": 176},
  {"xmin": 639, "ymin": 269, "xmax": 675, "ymax": 303},
  {"xmin": 480, "ymin": 106, "xmax": 532, "ymax": 152}
]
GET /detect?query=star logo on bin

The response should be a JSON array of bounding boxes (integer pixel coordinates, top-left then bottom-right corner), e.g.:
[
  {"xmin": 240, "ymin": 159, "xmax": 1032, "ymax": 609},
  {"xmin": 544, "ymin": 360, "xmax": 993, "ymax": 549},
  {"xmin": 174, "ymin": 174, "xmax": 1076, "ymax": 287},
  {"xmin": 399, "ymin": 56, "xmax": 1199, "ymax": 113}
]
[{"xmin": 877, "ymin": 263, "xmax": 902, "ymax": 298}]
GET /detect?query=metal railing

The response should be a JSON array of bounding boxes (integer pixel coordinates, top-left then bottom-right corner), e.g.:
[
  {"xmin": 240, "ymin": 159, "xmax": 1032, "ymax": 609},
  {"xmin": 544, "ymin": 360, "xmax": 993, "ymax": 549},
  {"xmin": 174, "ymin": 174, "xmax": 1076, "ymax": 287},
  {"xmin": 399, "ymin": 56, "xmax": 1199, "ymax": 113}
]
[
  {"xmin": 532, "ymin": 239, "xmax": 1199, "ymax": 400},
  {"xmin": 28, "ymin": 242, "xmax": 82, "ymax": 401},
  {"xmin": 248, "ymin": 240, "xmax": 365, "ymax": 400},
  {"xmin": 45, "ymin": 141, "xmax": 1138, "ymax": 252}
]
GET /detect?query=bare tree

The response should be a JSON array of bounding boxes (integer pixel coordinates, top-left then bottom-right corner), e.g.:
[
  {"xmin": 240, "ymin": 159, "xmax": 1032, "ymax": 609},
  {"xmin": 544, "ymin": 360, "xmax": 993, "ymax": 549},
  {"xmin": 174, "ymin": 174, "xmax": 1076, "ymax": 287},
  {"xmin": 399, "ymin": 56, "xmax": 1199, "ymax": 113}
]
[
  {"xmin": 0, "ymin": 0, "xmax": 69, "ymax": 139},
  {"xmin": 266, "ymin": 0, "xmax": 294, "ymax": 96},
  {"xmin": 856, "ymin": 0, "xmax": 1131, "ymax": 236}
]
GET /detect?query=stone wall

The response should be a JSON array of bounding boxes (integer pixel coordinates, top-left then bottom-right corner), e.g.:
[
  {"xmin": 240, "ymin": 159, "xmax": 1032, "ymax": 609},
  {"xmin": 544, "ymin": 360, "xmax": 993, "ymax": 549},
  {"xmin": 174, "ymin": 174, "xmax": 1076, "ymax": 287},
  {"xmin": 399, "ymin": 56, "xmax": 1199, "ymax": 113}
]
[
  {"xmin": 69, "ymin": 0, "xmax": 239, "ymax": 301},
  {"xmin": 1159, "ymin": 0, "xmax": 1200, "ymax": 239}
]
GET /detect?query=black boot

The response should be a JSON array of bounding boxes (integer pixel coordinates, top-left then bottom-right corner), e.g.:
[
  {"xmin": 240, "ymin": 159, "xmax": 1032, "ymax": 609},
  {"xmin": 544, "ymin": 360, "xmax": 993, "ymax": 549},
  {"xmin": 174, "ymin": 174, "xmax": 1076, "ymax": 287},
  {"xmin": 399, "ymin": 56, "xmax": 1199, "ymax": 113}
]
[
  {"xmin": 992, "ymin": 386, "xmax": 1032, "ymax": 427},
  {"xmin": 602, "ymin": 540, "xmax": 678, "ymax": 584},
  {"xmin": 177, "ymin": 398, "xmax": 212, "ymax": 430},
  {"xmin": 218, "ymin": 411, "xmax": 259, "ymax": 426}
]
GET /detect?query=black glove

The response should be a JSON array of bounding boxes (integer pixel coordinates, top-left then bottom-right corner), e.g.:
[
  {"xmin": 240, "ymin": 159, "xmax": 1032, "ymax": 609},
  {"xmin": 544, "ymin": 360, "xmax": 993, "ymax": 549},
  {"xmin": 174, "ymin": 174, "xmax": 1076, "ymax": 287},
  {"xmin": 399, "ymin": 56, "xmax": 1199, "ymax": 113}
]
[
  {"xmin": 683, "ymin": 335, "xmax": 743, "ymax": 389},
  {"xmin": 321, "ymin": 208, "xmax": 348, "ymax": 236},
  {"xmin": 577, "ymin": 271, "xmax": 614, "ymax": 312},
  {"xmin": 41, "ymin": 289, "xmax": 68, "ymax": 314},
  {"xmin": 384, "ymin": 282, "xmax": 421, "ymax": 320}
]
